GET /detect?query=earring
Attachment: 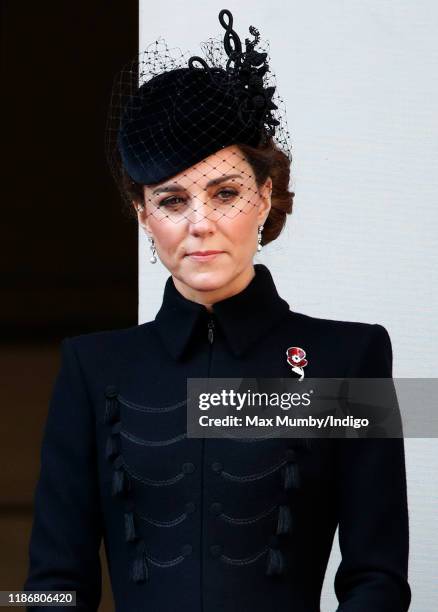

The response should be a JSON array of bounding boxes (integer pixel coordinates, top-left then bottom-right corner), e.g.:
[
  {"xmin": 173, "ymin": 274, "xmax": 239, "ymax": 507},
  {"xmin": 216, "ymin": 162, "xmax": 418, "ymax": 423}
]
[
  {"xmin": 148, "ymin": 236, "xmax": 157, "ymax": 264},
  {"xmin": 257, "ymin": 225, "xmax": 264, "ymax": 252}
]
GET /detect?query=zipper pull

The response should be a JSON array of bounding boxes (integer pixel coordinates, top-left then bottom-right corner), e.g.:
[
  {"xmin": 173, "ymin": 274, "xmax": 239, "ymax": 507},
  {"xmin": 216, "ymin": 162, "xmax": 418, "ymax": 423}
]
[{"xmin": 207, "ymin": 317, "xmax": 215, "ymax": 344}]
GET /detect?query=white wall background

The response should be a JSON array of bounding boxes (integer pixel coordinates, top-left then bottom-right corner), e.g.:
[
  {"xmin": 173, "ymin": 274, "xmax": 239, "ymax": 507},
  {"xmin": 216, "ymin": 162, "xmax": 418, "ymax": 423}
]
[{"xmin": 138, "ymin": 2, "xmax": 438, "ymax": 609}]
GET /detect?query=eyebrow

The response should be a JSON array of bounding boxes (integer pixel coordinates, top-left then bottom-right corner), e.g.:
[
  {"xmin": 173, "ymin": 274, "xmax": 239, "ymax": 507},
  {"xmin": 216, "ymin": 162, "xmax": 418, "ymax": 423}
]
[{"xmin": 152, "ymin": 174, "xmax": 243, "ymax": 195}]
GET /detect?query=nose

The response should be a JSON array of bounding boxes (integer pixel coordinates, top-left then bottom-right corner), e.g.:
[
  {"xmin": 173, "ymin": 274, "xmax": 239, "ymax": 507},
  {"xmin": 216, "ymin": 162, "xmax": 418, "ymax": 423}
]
[{"xmin": 187, "ymin": 197, "xmax": 217, "ymax": 236}]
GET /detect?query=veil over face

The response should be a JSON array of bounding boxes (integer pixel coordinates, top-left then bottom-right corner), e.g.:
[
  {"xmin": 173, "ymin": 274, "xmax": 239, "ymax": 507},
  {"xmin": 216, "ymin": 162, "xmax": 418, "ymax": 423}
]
[
  {"xmin": 136, "ymin": 144, "xmax": 272, "ymax": 297},
  {"xmin": 141, "ymin": 145, "xmax": 264, "ymax": 226}
]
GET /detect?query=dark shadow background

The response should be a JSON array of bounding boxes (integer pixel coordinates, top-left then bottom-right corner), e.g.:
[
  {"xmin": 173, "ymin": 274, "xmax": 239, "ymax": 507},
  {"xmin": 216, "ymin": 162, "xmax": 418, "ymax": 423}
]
[{"xmin": 1, "ymin": 2, "xmax": 139, "ymax": 609}]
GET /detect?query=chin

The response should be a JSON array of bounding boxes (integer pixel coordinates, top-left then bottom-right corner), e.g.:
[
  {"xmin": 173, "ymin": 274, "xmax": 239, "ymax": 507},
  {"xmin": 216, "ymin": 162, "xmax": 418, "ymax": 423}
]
[{"xmin": 183, "ymin": 268, "xmax": 230, "ymax": 292}]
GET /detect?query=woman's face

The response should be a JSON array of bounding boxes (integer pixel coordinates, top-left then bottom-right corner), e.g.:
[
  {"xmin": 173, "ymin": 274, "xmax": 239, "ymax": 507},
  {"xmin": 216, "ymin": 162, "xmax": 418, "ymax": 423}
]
[{"xmin": 134, "ymin": 144, "xmax": 272, "ymax": 300}]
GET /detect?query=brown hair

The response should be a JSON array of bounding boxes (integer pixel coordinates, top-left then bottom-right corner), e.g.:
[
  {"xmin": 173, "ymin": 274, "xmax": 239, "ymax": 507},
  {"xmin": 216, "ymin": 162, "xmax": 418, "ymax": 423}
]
[{"xmin": 119, "ymin": 137, "xmax": 295, "ymax": 247}]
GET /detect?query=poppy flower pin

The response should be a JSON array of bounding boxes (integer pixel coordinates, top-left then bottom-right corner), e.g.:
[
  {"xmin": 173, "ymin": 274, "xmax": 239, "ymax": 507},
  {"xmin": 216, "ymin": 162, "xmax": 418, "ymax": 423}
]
[{"xmin": 286, "ymin": 346, "xmax": 308, "ymax": 381}]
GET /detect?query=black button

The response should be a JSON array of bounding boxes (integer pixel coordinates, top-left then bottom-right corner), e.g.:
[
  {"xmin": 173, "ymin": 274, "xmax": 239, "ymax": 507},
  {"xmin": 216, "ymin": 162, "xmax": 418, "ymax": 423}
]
[
  {"xmin": 181, "ymin": 544, "xmax": 192, "ymax": 556},
  {"xmin": 209, "ymin": 544, "xmax": 222, "ymax": 558},
  {"xmin": 285, "ymin": 448, "xmax": 297, "ymax": 462},
  {"xmin": 104, "ymin": 385, "xmax": 118, "ymax": 398},
  {"xmin": 185, "ymin": 502, "xmax": 195, "ymax": 514},
  {"xmin": 182, "ymin": 462, "xmax": 195, "ymax": 474},
  {"xmin": 211, "ymin": 462, "xmax": 223, "ymax": 473},
  {"xmin": 209, "ymin": 502, "xmax": 222, "ymax": 516}
]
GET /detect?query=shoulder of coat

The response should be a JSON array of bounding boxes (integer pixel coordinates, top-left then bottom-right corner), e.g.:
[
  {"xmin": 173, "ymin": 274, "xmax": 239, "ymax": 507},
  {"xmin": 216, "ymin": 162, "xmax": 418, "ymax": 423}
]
[
  {"xmin": 287, "ymin": 309, "xmax": 377, "ymax": 337},
  {"xmin": 65, "ymin": 321, "xmax": 155, "ymax": 359}
]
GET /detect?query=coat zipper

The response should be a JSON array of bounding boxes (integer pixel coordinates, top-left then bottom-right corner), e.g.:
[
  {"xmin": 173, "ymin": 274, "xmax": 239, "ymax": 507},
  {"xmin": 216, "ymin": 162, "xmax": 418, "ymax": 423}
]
[
  {"xmin": 207, "ymin": 316, "xmax": 215, "ymax": 344},
  {"xmin": 201, "ymin": 313, "xmax": 215, "ymax": 612}
]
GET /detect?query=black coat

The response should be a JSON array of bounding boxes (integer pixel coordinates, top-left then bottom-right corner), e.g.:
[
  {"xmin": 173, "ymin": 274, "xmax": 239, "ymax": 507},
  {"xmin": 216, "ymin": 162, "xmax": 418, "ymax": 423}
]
[{"xmin": 23, "ymin": 263, "xmax": 411, "ymax": 611}]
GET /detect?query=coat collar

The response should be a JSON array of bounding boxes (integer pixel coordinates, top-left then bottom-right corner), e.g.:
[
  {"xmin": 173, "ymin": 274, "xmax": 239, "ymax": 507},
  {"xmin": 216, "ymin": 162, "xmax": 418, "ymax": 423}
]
[{"xmin": 153, "ymin": 263, "xmax": 290, "ymax": 360}]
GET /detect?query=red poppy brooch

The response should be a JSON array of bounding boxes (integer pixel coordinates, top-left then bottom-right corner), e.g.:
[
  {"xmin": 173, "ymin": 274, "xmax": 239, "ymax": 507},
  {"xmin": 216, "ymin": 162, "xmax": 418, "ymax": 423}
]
[{"xmin": 286, "ymin": 346, "xmax": 308, "ymax": 381}]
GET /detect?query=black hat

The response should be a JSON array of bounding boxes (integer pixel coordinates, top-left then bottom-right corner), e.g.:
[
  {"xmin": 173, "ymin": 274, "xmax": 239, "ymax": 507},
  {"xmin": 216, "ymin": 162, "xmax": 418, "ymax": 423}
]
[{"xmin": 106, "ymin": 9, "xmax": 291, "ymax": 196}]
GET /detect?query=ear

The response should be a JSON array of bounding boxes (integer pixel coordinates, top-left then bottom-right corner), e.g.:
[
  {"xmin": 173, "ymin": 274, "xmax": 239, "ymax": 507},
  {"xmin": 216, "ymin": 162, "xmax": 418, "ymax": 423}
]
[
  {"xmin": 258, "ymin": 176, "xmax": 272, "ymax": 225},
  {"xmin": 132, "ymin": 200, "xmax": 152, "ymax": 235}
]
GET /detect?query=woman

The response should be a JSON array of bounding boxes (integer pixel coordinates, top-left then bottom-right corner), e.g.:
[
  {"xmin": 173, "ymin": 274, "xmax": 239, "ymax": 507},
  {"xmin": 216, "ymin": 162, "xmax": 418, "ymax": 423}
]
[{"xmin": 23, "ymin": 9, "xmax": 411, "ymax": 611}]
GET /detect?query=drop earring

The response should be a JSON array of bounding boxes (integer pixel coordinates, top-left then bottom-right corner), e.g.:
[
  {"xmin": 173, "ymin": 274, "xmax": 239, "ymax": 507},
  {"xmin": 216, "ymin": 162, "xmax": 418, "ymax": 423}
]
[
  {"xmin": 257, "ymin": 225, "xmax": 264, "ymax": 252},
  {"xmin": 148, "ymin": 236, "xmax": 157, "ymax": 264}
]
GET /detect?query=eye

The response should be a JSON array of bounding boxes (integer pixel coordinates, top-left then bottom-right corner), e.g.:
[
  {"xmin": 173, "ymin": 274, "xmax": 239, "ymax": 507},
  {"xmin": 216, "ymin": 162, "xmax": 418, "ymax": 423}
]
[
  {"xmin": 216, "ymin": 188, "xmax": 238, "ymax": 200},
  {"xmin": 158, "ymin": 196, "xmax": 187, "ymax": 208}
]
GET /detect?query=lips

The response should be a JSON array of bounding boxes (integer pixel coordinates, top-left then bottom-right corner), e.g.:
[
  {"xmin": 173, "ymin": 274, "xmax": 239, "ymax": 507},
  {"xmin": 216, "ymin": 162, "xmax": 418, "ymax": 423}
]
[
  {"xmin": 187, "ymin": 250, "xmax": 223, "ymax": 256},
  {"xmin": 186, "ymin": 250, "xmax": 225, "ymax": 262}
]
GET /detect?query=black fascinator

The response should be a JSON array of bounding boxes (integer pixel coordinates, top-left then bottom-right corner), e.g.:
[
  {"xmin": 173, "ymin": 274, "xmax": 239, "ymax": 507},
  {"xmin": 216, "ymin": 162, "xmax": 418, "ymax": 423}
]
[{"xmin": 106, "ymin": 8, "xmax": 292, "ymax": 201}]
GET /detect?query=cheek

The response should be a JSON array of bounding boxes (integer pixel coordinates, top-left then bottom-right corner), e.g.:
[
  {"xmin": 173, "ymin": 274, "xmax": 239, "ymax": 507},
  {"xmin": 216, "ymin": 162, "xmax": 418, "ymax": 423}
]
[
  {"xmin": 148, "ymin": 218, "xmax": 184, "ymax": 253},
  {"xmin": 221, "ymin": 213, "xmax": 258, "ymax": 245}
]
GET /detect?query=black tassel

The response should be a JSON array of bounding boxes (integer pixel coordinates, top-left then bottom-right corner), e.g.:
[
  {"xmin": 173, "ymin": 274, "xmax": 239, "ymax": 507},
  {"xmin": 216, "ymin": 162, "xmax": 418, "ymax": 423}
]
[
  {"xmin": 111, "ymin": 456, "xmax": 129, "ymax": 497},
  {"xmin": 283, "ymin": 462, "xmax": 300, "ymax": 490},
  {"xmin": 105, "ymin": 422, "xmax": 122, "ymax": 460},
  {"xmin": 104, "ymin": 386, "xmax": 119, "ymax": 424},
  {"xmin": 104, "ymin": 397, "xmax": 120, "ymax": 425},
  {"xmin": 301, "ymin": 438, "xmax": 312, "ymax": 452},
  {"xmin": 277, "ymin": 504, "xmax": 293, "ymax": 535},
  {"xmin": 131, "ymin": 541, "xmax": 149, "ymax": 583},
  {"xmin": 105, "ymin": 435, "xmax": 120, "ymax": 460},
  {"xmin": 266, "ymin": 547, "xmax": 285, "ymax": 576},
  {"xmin": 131, "ymin": 554, "xmax": 149, "ymax": 583},
  {"xmin": 112, "ymin": 468, "xmax": 126, "ymax": 497},
  {"xmin": 124, "ymin": 511, "xmax": 138, "ymax": 542}
]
